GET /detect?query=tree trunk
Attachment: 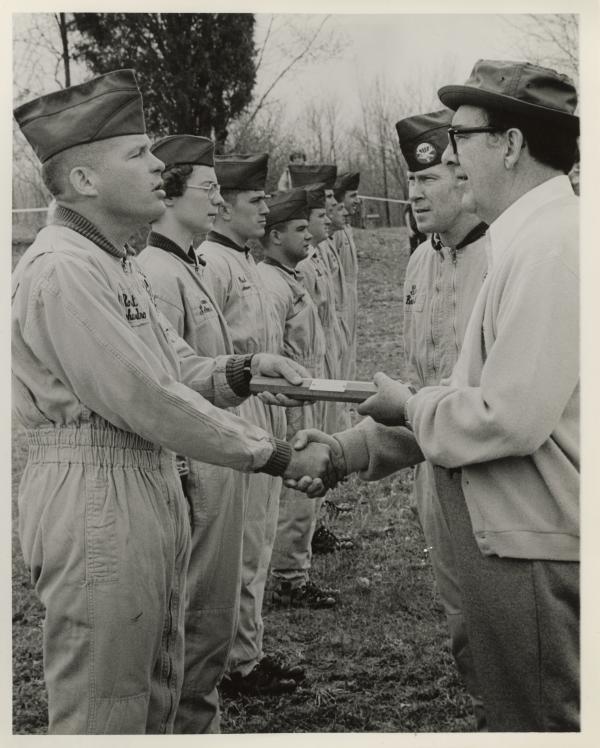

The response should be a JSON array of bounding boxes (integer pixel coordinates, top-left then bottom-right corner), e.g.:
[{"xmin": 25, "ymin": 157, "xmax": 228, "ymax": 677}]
[{"xmin": 57, "ymin": 13, "xmax": 71, "ymax": 88}]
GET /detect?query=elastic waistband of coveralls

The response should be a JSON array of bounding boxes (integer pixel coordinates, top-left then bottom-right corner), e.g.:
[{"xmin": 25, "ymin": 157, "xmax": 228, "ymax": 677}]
[{"xmin": 25, "ymin": 418, "xmax": 175, "ymax": 470}]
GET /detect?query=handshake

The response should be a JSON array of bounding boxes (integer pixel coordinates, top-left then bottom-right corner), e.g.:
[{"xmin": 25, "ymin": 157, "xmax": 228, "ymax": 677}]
[
  {"xmin": 278, "ymin": 371, "xmax": 420, "ymax": 498},
  {"xmin": 282, "ymin": 429, "xmax": 347, "ymax": 498}
]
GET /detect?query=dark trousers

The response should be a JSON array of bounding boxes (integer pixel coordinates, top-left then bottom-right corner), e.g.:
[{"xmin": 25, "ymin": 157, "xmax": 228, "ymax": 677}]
[{"xmin": 433, "ymin": 467, "xmax": 580, "ymax": 732}]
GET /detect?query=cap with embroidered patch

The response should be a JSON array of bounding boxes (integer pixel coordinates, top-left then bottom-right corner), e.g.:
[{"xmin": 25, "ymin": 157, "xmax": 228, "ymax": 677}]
[
  {"xmin": 438, "ymin": 59, "xmax": 579, "ymax": 133},
  {"xmin": 214, "ymin": 153, "xmax": 269, "ymax": 190},
  {"xmin": 14, "ymin": 69, "xmax": 146, "ymax": 164},
  {"xmin": 265, "ymin": 188, "xmax": 309, "ymax": 227},
  {"xmin": 395, "ymin": 109, "xmax": 454, "ymax": 172},
  {"xmin": 289, "ymin": 164, "xmax": 337, "ymax": 189},
  {"xmin": 151, "ymin": 135, "xmax": 214, "ymax": 168}
]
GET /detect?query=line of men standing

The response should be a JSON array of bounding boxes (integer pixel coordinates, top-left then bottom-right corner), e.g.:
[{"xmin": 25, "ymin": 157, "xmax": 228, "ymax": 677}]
[{"xmin": 12, "ymin": 68, "xmax": 364, "ymax": 734}]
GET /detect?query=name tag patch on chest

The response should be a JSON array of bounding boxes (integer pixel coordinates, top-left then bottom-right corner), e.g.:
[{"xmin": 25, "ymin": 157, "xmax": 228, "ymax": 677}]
[
  {"xmin": 405, "ymin": 284, "xmax": 418, "ymax": 305},
  {"xmin": 238, "ymin": 275, "xmax": 253, "ymax": 292},
  {"xmin": 118, "ymin": 285, "xmax": 150, "ymax": 326},
  {"xmin": 196, "ymin": 298, "xmax": 215, "ymax": 315},
  {"xmin": 405, "ymin": 284, "xmax": 425, "ymax": 312}
]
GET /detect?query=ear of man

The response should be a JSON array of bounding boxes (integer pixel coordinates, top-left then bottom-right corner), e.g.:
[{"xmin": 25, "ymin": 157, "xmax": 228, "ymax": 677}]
[
  {"xmin": 42, "ymin": 140, "xmax": 111, "ymax": 200},
  {"xmin": 503, "ymin": 128, "xmax": 526, "ymax": 170}
]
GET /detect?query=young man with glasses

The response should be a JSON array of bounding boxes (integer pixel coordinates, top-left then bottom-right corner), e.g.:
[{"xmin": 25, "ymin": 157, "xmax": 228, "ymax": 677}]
[{"xmin": 139, "ymin": 135, "xmax": 269, "ymax": 731}]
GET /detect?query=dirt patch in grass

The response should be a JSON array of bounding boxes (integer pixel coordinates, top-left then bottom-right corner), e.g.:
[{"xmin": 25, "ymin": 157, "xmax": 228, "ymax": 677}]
[{"xmin": 11, "ymin": 227, "xmax": 475, "ymax": 733}]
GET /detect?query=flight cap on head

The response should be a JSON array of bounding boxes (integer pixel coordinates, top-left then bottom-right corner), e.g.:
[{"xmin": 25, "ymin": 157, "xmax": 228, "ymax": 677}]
[
  {"xmin": 395, "ymin": 110, "xmax": 453, "ymax": 172},
  {"xmin": 265, "ymin": 188, "xmax": 309, "ymax": 228},
  {"xmin": 303, "ymin": 182, "xmax": 327, "ymax": 209},
  {"xmin": 289, "ymin": 164, "xmax": 337, "ymax": 189},
  {"xmin": 151, "ymin": 135, "xmax": 215, "ymax": 168},
  {"xmin": 334, "ymin": 171, "xmax": 360, "ymax": 192},
  {"xmin": 438, "ymin": 59, "xmax": 579, "ymax": 133},
  {"xmin": 334, "ymin": 171, "xmax": 360, "ymax": 201},
  {"xmin": 214, "ymin": 153, "xmax": 269, "ymax": 190},
  {"xmin": 13, "ymin": 69, "xmax": 146, "ymax": 164}
]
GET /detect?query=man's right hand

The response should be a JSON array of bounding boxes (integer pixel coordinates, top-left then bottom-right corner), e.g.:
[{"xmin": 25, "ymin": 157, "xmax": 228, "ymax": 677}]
[
  {"xmin": 283, "ymin": 429, "xmax": 348, "ymax": 498},
  {"xmin": 283, "ymin": 440, "xmax": 339, "ymax": 498}
]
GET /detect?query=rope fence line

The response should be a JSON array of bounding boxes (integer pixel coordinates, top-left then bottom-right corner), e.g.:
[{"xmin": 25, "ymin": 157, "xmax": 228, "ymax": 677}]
[
  {"xmin": 12, "ymin": 195, "xmax": 411, "ymax": 214},
  {"xmin": 358, "ymin": 195, "xmax": 410, "ymax": 205},
  {"xmin": 12, "ymin": 207, "xmax": 50, "ymax": 214}
]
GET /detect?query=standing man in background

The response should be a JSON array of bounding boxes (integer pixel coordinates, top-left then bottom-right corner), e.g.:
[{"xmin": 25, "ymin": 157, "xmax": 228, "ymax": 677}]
[
  {"xmin": 396, "ymin": 108, "xmax": 488, "ymax": 730},
  {"xmin": 258, "ymin": 189, "xmax": 339, "ymax": 609},
  {"xmin": 201, "ymin": 154, "xmax": 305, "ymax": 696},
  {"xmin": 278, "ymin": 149, "xmax": 307, "ymax": 192},
  {"xmin": 333, "ymin": 172, "xmax": 361, "ymax": 378},
  {"xmin": 289, "ymin": 164, "xmax": 354, "ymax": 554}
]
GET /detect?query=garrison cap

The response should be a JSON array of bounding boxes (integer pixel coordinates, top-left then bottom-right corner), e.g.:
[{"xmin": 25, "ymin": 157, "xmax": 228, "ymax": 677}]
[
  {"xmin": 395, "ymin": 109, "xmax": 453, "ymax": 172},
  {"xmin": 265, "ymin": 188, "xmax": 309, "ymax": 228},
  {"xmin": 14, "ymin": 69, "xmax": 146, "ymax": 164},
  {"xmin": 303, "ymin": 182, "xmax": 327, "ymax": 209},
  {"xmin": 334, "ymin": 171, "xmax": 360, "ymax": 201},
  {"xmin": 289, "ymin": 164, "xmax": 337, "ymax": 189},
  {"xmin": 151, "ymin": 135, "xmax": 214, "ymax": 168},
  {"xmin": 214, "ymin": 153, "xmax": 269, "ymax": 190},
  {"xmin": 334, "ymin": 171, "xmax": 360, "ymax": 192},
  {"xmin": 438, "ymin": 59, "xmax": 579, "ymax": 133}
]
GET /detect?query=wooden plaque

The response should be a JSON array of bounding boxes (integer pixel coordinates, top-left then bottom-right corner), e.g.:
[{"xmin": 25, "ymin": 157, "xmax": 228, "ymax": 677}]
[{"xmin": 249, "ymin": 376, "xmax": 377, "ymax": 403}]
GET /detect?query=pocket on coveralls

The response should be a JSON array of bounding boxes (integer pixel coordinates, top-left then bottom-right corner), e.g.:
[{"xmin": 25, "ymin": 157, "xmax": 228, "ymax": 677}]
[{"xmin": 84, "ymin": 470, "xmax": 120, "ymax": 583}]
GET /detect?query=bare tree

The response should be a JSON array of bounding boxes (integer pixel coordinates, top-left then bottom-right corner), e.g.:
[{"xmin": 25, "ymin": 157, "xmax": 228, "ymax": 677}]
[
  {"xmin": 502, "ymin": 14, "xmax": 578, "ymax": 84},
  {"xmin": 12, "ymin": 13, "xmax": 86, "ymax": 215},
  {"xmin": 232, "ymin": 14, "xmax": 347, "ymax": 147}
]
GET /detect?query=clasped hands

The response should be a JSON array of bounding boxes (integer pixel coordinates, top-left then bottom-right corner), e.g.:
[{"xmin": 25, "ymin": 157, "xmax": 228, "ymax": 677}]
[{"xmin": 283, "ymin": 372, "xmax": 416, "ymax": 498}]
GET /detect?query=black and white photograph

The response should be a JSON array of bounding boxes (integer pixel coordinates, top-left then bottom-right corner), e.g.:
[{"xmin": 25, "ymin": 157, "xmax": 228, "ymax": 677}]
[{"xmin": 8, "ymin": 0, "xmax": 595, "ymax": 738}]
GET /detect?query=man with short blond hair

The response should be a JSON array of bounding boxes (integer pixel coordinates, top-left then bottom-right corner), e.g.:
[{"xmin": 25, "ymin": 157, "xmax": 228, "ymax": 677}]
[{"xmin": 12, "ymin": 73, "xmax": 331, "ymax": 733}]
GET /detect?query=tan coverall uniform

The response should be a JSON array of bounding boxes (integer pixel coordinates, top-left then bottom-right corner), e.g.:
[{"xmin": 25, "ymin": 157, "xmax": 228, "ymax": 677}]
[
  {"xmin": 257, "ymin": 258, "xmax": 327, "ymax": 584},
  {"xmin": 334, "ymin": 225, "xmax": 359, "ymax": 379},
  {"xmin": 12, "ymin": 213, "xmax": 281, "ymax": 734},
  {"xmin": 199, "ymin": 232, "xmax": 286, "ymax": 676},
  {"xmin": 138, "ymin": 233, "xmax": 251, "ymax": 732},
  {"xmin": 403, "ymin": 226, "xmax": 488, "ymax": 728}
]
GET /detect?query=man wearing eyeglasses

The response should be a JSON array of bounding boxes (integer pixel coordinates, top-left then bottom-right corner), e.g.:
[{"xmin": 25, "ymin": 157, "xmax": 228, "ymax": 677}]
[
  {"xmin": 354, "ymin": 60, "xmax": 580, "ymax": 731},
  {"xmin": 139, "ymin": 135, "xmax": 251, "ymax": 731}
]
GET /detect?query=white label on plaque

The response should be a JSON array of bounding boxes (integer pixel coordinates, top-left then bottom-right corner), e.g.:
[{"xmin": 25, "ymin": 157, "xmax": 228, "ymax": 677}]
[{"xmin": 309, "ymin": 379, "xmax": 347, "ymax": 393}]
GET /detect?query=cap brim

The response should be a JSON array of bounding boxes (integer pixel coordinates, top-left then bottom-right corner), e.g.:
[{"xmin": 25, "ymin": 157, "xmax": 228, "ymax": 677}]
[{"xmin": 438, "ymin": 85, "xmax": 580, "ymax": 134}]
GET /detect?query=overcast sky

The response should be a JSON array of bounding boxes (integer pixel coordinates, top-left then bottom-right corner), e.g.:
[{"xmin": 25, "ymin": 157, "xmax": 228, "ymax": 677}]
[{"xmin": 250, "ymin": 13, "xmax": 574, "ymax": 125}]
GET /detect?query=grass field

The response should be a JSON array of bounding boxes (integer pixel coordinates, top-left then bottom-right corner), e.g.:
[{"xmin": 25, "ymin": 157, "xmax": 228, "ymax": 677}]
[{"xmin": 11, "ymin": 227, "xmax": 476, "ymax": 733}]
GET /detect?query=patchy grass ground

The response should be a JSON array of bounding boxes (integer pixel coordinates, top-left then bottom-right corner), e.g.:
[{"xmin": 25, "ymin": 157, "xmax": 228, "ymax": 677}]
[{"xmin": 11, "ymin": 227, "xmax": 476, "ymax": 733}]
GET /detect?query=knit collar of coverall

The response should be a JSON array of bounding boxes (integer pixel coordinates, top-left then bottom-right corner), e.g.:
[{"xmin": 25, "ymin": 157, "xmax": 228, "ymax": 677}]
[
  {"xmin": 431, "ymin": 220, "xmax": 488, "ymax": 254},
  {"xmin": 261, "ymin": 254, "xmax": 301, "ymax": 279},
  {"xmin": 52, "ymin": 204, "xmax": 138, "ymax": 273},
  {"xmin": 148, "ymin": 230, "xmax": 206, "ymax": 271},
  {"xmin": 207, "ymin": 229, "xmax": 251, "ymax": 257}
]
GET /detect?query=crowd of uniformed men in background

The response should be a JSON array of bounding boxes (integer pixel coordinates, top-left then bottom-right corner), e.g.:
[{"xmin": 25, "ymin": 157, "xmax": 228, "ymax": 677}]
[{"xmin": 12, "ymin": 55, "xmax": 579, "ymax": 735}]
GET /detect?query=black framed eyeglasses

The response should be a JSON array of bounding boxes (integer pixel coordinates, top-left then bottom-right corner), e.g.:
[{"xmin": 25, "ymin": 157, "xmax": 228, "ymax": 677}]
[{"xmin": 447, "ymin": 126, "xmax": 502, "ymax": 155}]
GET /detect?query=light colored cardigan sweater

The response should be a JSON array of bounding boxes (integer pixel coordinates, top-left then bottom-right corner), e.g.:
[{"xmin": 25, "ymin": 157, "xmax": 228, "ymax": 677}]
[{"xmin": 337, "ymin": 176, "xmax": 579, "ymax": 561}]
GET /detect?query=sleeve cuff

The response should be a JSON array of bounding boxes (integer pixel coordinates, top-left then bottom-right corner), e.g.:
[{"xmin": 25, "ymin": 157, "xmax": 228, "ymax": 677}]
[
  {"xmin": 226, "ymin": 354, "xmax": 254, "ymax": 397},
  {"xmin": 333, "ymin": 427, "xmax": 368, "ymax": 476},
  {"xmin": 257, "ymin": 438, "xmax": 292, "ymax": 476}
]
